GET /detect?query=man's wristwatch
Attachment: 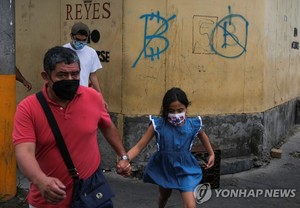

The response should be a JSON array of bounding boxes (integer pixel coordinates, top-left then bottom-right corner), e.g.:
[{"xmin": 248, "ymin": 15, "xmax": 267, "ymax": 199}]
[{"xmin": 119, "ymin": 155, "xmax": 130, "ymax": 161}]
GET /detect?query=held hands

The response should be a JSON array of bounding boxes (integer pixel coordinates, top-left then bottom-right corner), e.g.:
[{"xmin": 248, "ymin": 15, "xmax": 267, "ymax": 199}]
[
  {"xmin": 36, "ymin": 176, "xmax": 66, "ymax": 204},
  {"xmin": 116, "ymin": 159, "xmax": 131, "ymax": 177}
]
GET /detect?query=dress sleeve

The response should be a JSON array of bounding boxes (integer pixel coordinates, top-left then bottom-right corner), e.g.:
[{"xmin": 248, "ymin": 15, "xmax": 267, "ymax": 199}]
[
  {"xmin": 149, "ymin": 115, "xmax": 163, "ymax": 151},
  {"xmin": 149, "ymin": 115, "xmax": 163, "ymax": 132},
  {"xmin": 191, "ymin": 116, "xmax": 202, "ymax": 138}
]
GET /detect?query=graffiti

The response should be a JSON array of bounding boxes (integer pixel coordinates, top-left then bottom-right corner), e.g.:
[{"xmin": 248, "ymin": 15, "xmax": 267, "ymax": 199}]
[
  {"xmin": 132, "ymin": 11, "xmax": 176, "ymax": 68},
  {"xmin": 193, "ymin": 15, "xmax": 218, "ymax": 54},
  {"xmin": 210, "ymin": 6, "xmax": 249, "ymax": 58}
]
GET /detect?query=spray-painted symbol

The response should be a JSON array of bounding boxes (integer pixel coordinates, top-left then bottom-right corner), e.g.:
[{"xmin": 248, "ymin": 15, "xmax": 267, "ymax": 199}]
[
  {"xmin": 193, "ymin": 16, "xmax": 218, "ymax": 54},
  {"xmin": 132, "ymin": 11, "xmax": 176, "ymax": 68},
  {"xmin": 210, "ymin": 6, "xmax": 249, "ymax": 58}
]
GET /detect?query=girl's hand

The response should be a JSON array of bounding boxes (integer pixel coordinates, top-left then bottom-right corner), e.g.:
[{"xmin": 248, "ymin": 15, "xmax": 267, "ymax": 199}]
[
  {"xmin": 204, "ymin": 154, "xmax": 215, "ymax": 169},
  {"xmin": 116, "ymin": 160, "xmax": 131, "ymax": 177}
]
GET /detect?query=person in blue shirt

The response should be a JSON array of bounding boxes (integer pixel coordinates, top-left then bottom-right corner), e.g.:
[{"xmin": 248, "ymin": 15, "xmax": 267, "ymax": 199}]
[{"xmin": 127, "ymin": 87, "xmax": 215, "ymax": 208}]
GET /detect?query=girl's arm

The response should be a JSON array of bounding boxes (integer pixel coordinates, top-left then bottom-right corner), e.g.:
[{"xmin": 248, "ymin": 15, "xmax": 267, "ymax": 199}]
[
  {"xmin": 127, "ymin": 124, "xmax": 155, "ymax": 161},
  {"xmin": 198, "ymin": 129, "xmax": 215, "ymax": 169}
]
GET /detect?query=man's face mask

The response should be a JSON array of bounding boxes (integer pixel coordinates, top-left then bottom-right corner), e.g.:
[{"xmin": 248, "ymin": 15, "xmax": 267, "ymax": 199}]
[
  {"xmin": 167, "ymin": 112, "xmax": 186, "ymax": 126},
  {"xmin": 52, "ymin": 80, "xmax": 79, "ymax": 100},
  {"xmin": 72, "ymin": 39, "xmax": 87, "ymax": 50}
]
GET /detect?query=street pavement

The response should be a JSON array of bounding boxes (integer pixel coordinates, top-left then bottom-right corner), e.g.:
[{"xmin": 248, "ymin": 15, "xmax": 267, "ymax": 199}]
[
  {"xmin": 105, "ymin": 125, "xmax": 300, "ymax": 208},
  {"xmin": 17, "ymin": 125, "xmax": 300, "ymax": 208}
]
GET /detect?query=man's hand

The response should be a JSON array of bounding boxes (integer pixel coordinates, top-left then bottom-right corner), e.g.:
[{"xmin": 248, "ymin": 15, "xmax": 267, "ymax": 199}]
[
  {"xmin": 36, "ymin": 176, "xmax": 66, "ymax": 204},
  {"xmin": 116, "ymin": 160, "xmax": 131, "ymax": 177}
]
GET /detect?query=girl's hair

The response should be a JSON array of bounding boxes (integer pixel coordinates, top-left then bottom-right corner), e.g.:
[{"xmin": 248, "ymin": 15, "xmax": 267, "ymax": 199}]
[{"xmin": 160, "ymin": 87, "xmax": 191, "ymax": 118}]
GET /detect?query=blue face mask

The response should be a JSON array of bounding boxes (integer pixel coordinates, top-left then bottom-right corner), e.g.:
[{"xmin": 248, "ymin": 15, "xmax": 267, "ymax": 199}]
[{"xmin": 72, "ymin": 40, "xmax": 87, "ymax": 50}]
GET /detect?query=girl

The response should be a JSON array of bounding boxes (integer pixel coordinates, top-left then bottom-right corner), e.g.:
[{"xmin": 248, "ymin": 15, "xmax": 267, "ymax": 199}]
[{"xmin": 127, "ymin": 87, "xmax": 215, "ymax": 208}]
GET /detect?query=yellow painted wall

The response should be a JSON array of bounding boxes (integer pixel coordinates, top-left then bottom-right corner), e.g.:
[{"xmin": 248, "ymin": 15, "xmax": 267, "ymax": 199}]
[
  {"xmin": 15, "ymin": 0, "xmax": 61, "ymax": 100},
  {"xmin": 60, "ymin": 0, "xmax": 123, "ymax": 113},
  {"xmin": 16, "ymin": 0, "xmax": 123, "ymax": 113},
  {"xmin": 15, "ymin": 0, "xmax": 300, "ymax": 118},
  {"xmin": 123, "ymin": 0, "xmax": 265, "ymax": 115},
  {"xmin": 123, "ymin": 0, "xmax": 167, "ymax": 115},
  {"xmin": 264, "ymin": 0, "xmax": 300, "ymax": 110}
]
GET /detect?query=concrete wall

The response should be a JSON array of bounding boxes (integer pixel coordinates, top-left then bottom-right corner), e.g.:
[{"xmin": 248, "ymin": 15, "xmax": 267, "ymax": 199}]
[
  {"xmin": 123, "ymin": 0, "xmax": 265, "ymax": 115},
  {"xmin": 15, "ymin": 0, "xmax": 61, "ymax": 99},
  {"xmin": 14, "ymin": 0, "xmax": 300, "ymax": 174},
  {"xmin": 61, "ymin": 0, "xmax": 123, "ymax": 113},
  {"xmin": 264, "ymin": 0, "xmax": 300, "ymax": 110},
  {"xmin": 123, "ymin": 98, "xmax": 296, "ymax": 175},
  {"xmin": 15, "ymin": 0, "xmax": 300, "ymax": 114}
]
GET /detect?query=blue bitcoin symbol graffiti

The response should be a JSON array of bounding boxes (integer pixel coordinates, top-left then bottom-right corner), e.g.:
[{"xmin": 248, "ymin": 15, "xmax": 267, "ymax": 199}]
[
  {"xmin": 132, "ymin": 11, "xmax": 176, "ymax": 68},
  {"xmin": 210, "ymin": 6, "xmax": 249, "ymax": 58}
]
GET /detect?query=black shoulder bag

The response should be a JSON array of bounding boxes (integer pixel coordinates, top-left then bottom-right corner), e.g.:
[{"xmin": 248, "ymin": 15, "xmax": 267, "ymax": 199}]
[{"xmin": 36, "ymin": 91, "xmax": 114, "ymax": 208}]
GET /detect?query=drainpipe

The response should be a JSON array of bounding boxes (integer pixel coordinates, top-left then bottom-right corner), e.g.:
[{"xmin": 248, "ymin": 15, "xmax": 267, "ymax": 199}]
[{"xmin": 0, "ymin": 0, "xmax": 17, "ymax": 201}]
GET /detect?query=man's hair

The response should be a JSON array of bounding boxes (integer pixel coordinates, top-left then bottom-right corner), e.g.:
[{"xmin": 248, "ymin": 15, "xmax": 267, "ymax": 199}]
[{"xmin": 43, "ymin": 46, "xmax": 80, "ymax": 74}]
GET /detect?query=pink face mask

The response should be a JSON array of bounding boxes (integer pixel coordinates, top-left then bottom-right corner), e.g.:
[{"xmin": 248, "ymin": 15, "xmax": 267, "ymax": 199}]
[{"xmin": 167, "ymin": 112, "xmax": 186, "ymax": 126}]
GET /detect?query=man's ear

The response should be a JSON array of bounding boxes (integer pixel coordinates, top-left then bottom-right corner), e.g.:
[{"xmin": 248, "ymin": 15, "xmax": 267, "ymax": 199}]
[{"xmin": 41, "ymin": 71, "xmax": 49, "ymax": 81}]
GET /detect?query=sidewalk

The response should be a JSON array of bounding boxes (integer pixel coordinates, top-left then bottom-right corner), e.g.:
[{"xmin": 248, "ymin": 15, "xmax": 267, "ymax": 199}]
[
  {"xmin": 105, "ymin": 125, "xmax": 300, "ymax": 208},
  {"xmin": 16, "ymin": 125, "xmax": 300, "ymax": 208}
]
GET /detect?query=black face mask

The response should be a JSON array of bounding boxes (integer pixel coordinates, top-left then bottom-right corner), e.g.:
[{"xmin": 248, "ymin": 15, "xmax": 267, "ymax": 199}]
[{"xmin": 52, "ymin": 80, "xmax": 79, "ymax": 100}]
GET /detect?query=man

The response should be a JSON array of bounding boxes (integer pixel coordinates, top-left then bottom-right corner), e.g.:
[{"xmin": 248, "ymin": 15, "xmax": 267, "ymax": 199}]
[
  {"xmin": 64, "ymin": 22, "xmax": 108, "ymax": 108},
  {"xmin": 12, "ymin": 46, "xmax": 130, "ymax": 207}
]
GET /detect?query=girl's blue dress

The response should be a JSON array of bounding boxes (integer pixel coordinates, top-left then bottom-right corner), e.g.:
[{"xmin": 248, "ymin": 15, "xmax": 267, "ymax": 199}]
[{"xmin": 143, "ymin": 115, "xmax": 203, "ymax": 192}]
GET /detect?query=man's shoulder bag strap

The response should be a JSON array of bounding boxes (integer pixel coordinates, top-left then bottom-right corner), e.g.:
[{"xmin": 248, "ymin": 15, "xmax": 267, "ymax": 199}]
[{"xmin": 36, "ymin": 91, "xmax": 79, "ymax": 179}]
